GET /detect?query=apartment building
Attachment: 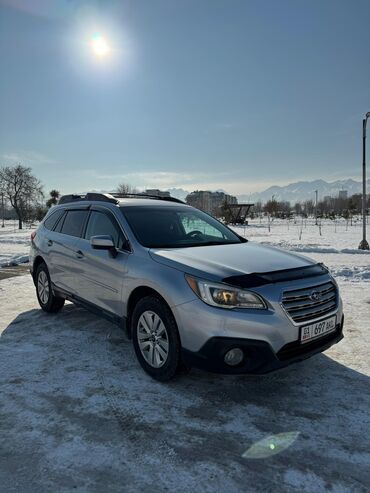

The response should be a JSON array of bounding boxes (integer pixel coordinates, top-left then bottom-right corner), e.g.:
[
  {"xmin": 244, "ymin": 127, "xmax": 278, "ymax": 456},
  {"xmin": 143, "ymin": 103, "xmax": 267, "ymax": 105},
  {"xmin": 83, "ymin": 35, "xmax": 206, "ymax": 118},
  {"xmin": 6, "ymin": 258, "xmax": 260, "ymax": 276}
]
[{"xmin": 185, "ymin": 190, "xmax": 237, "ymax": 216}]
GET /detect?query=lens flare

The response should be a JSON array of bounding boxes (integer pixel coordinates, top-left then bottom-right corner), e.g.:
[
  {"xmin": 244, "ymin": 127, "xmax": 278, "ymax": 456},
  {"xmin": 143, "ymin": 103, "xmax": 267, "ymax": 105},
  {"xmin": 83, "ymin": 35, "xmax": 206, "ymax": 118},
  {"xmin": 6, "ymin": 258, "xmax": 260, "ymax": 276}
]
[
  {"xmin": 90, "ymin": 33, "xmax": 110, "ymax": 58},
  {"xmin": 242, "ymin": 431, "xmax": 300, "ymax": 459}
]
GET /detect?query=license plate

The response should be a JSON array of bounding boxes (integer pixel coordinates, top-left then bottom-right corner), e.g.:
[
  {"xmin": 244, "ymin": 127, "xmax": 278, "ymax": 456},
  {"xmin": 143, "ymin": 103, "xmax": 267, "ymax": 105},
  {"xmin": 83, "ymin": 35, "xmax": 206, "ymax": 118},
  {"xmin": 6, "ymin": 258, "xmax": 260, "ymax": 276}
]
[{"xmin": 300, "ymin": 315, "xmax": 337, "ymax": 344}]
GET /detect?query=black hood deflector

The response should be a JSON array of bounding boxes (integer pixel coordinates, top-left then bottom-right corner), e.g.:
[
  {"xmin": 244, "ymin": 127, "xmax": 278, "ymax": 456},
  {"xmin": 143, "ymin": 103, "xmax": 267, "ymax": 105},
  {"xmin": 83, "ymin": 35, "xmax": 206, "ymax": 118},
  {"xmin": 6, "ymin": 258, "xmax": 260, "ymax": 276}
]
[{"xmin": 223, "ymin": 263, "xmax": 328, "ymax": 289}]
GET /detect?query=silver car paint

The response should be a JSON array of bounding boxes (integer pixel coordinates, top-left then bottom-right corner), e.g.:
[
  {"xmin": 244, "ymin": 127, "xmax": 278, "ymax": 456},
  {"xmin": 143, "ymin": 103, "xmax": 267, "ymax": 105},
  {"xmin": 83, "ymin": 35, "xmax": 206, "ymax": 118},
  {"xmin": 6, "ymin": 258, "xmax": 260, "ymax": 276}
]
[
  {"xmin": 37, "ymin": 229, "xmax": 80, "ymax": 295},
  {"xmin": 149, "ymin": 242, "xmax": 316, "ymax": 281},
  {"xmin": 30, "ymin": 199, "xmax": 343, "ymax": 355},
  {"xmin": 73, "ymin": 236, "xmax": 128, "ymax": 316}
]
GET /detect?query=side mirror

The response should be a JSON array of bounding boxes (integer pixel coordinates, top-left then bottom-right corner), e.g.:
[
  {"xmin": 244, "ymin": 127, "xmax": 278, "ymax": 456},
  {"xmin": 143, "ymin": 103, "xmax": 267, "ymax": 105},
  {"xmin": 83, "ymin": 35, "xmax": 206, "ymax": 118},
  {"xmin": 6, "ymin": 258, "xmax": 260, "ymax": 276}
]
[{"xmin": 90, "ymin": 235, "xmax": 115, "ymax": 250}]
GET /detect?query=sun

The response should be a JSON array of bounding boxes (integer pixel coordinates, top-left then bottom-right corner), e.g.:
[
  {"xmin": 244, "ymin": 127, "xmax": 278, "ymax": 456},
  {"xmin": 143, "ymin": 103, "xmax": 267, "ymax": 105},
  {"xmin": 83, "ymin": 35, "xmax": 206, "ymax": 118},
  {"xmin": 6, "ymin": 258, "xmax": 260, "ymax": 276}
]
[{"xmin": 90, "ymin": 33, "xmax": 111, "ymax": 58}]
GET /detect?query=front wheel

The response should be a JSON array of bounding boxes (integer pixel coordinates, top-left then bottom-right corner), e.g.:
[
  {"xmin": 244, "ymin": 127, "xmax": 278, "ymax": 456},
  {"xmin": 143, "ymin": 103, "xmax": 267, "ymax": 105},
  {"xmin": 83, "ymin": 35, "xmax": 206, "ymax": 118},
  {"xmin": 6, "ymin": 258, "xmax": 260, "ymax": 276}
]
[
  {"xmin": 36, "ymin": 263, "xmax": 65, "ymax": 313},
  {"xmin": 132, "ymin": 296, "xmax": 182, "ymax": 381}
]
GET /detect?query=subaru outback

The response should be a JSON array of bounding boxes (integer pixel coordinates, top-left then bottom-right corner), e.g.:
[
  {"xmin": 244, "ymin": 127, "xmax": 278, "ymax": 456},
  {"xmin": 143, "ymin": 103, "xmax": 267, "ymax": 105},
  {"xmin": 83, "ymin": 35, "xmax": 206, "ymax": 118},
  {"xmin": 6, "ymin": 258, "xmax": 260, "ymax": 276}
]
[{"xmin": 30, "ymin": 192, "xmax": 344, "ymax": 381}]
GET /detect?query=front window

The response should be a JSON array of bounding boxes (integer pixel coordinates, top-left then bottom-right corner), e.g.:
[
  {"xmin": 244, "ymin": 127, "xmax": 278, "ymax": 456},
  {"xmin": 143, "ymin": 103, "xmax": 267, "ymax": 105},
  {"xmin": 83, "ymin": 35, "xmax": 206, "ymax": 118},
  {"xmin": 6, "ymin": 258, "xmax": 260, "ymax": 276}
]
[
  {"xmin": 121, "ymin": 206, "xmax": 245, "ymax": 248},
  {"xmin": 85, "ymin": 211, "xmax": 123, "ymax": 248},
  {"xmin": 60, "ymin": 210, "xmax": 88, "ymax": 237}
]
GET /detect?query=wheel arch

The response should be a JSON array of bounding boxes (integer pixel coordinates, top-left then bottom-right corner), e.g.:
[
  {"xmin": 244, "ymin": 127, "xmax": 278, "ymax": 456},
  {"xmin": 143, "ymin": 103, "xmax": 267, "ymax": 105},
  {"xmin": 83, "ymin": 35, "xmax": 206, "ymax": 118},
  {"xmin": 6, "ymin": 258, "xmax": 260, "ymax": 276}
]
[
  {"xmin": 32, "ymin": 255, "xmax": 46, "ymax": 283},
  {"xmin": 126, "ymin": 286, "xmax": 177, "ymax": 339}
]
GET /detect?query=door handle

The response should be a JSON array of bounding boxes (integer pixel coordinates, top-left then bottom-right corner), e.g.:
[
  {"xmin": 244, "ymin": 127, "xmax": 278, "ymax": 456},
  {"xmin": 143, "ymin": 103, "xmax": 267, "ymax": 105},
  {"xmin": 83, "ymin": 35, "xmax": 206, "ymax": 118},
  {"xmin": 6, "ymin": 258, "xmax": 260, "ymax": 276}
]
[
  {"xmin": 47, "ymin": 239, "xmax": 53, "ymax": 247},
  {"xmin": 75, "ymin": 250, "xmax": 84, "ymax": 259}
]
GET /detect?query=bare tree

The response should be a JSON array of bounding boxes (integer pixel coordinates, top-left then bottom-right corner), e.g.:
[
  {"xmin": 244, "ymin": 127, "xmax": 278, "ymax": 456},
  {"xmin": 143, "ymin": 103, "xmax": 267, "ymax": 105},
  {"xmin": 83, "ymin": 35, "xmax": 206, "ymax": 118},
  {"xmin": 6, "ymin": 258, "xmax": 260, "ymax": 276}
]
[
  {"xmin": 294, "ymin": 202, "xmax": 302, "ymax": 215},
  {"xmin": 264, "ymin": 199, "xmax": 279, "ymax": 216},
  {"xmin": 303, "ymin": 199, "xmax": 314, "ymax": 216},
  {"xmin": 116, "ymin": 183, "xmax": 138, "ymax": 195},
  {"xmin": 0, "ymin": 164, "xmax": 44, "ymax": 229},
  {"xmin": 46, "ymin": 189, "xmax": 60, "ymax": 208}
]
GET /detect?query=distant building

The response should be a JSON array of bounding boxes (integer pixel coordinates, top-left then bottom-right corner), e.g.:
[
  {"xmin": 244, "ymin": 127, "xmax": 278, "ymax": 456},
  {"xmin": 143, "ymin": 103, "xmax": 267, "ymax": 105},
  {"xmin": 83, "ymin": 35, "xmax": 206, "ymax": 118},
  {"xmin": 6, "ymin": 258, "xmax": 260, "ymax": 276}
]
[
  {"xmin": 145, "ymin": 189, "xmax": 171, "ymax": 198},
  {"xmin": 338, "ymin": 190, "xmax": 348, "ymax": 200},
  {"xmin": 185, "ymin": 191, "xmax": 212, "ymax": 214},
  {"xmin": 185, "ymin": 190, "xmax": 237, "ymax": 216},
  {"xmin": 323, "ymin": 195, "xmax": 332, "ymax": 204}
]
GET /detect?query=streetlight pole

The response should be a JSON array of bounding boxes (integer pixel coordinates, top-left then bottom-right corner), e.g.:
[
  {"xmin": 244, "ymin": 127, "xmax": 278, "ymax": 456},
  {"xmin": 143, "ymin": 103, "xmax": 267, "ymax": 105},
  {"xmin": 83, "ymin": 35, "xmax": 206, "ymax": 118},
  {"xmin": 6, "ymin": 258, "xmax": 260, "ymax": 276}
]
[
  {"xmin": 359, "ymin": 112, "xmax": 370, "ymax": 250},
  {"xmin": 1, "ymin": 192, "xmax": 4, "ymax": 228}
]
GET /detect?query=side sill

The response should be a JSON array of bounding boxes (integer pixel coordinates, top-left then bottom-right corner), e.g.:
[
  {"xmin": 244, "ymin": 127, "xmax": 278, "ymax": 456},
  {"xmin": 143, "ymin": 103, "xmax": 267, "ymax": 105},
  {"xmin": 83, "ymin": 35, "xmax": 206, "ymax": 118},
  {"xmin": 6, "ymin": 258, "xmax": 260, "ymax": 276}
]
[{"xmin": 51, "ymin": 283, "xmax": 129, "ymax": 335}]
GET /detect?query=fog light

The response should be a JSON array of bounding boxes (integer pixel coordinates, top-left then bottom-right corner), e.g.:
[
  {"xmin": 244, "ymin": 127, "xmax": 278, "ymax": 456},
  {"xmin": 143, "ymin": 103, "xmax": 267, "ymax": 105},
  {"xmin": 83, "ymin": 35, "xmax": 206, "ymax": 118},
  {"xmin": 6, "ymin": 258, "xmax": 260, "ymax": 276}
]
[{"xmin": 224, "ymin": 348, "xmax": 244, "ymax": 366}]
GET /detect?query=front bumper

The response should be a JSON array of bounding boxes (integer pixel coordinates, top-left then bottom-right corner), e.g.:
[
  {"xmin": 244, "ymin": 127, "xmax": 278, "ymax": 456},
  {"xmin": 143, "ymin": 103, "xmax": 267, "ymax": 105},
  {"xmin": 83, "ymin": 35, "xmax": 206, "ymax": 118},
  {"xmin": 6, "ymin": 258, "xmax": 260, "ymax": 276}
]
[{"xmin": 182, "ymin": 315, "xmax": 344, "ymax": 375}]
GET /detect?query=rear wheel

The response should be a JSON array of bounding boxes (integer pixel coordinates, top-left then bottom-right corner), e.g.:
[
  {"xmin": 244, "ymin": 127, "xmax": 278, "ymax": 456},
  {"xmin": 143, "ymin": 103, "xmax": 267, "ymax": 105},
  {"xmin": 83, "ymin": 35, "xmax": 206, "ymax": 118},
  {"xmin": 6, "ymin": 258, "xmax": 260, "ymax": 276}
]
[
  {"xmin": 132, "ymin": 296, "xmax": 182, "ymax": 381},
  {"xmin": 36, "ymin": 263, "xmax": 65, "ymax": 313}
]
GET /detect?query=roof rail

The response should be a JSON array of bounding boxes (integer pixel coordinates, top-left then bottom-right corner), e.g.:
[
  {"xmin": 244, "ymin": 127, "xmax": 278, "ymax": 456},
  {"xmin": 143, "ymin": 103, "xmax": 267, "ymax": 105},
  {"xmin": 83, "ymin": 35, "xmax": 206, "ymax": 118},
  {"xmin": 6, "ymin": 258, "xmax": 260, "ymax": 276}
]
[
  {"xmin": 58, "ymin": 193, "xmax": 118, "ymax": 205},
  {"xmin": 58, "ymin": 192, "xmax": 185, "ymax": 205},
  {"xmin": 110, "ymin": 193, "xmax": 184, "ymax": 204}
]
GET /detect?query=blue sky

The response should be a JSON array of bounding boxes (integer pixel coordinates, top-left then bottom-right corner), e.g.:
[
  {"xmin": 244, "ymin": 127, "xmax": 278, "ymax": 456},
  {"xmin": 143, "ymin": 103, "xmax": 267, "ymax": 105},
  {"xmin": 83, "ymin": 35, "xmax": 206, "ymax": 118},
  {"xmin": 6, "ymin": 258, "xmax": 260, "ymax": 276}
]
[{"xmin": 0, "ymin": 0, "xmax": 370, "ymax": 195}]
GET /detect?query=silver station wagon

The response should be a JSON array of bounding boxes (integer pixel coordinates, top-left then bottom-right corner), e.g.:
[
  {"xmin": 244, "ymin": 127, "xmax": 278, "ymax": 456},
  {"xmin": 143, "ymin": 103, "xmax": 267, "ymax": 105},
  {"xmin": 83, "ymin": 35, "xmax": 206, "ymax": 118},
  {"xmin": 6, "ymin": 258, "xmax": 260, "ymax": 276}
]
[{"xmin": 30, "ymin": 192, "xmax": 344, "ymax": 381}]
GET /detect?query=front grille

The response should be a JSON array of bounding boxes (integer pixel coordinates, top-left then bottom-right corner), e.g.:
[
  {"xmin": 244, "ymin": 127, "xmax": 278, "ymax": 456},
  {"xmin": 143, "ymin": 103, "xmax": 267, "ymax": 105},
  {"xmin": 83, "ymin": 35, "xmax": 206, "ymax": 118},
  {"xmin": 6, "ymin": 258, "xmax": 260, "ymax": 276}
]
[{"xmin": 282, "ymin": 281, "xmax": 337, "ymax": 324}]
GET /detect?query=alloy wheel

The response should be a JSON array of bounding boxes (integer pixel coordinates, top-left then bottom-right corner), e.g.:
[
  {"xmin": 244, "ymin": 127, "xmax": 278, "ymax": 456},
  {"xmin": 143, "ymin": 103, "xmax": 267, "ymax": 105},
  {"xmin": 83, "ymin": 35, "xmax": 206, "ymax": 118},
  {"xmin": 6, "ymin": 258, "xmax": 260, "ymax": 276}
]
[
  {"xmin": 37, "ymin": 271, "xmax": 50, "ymax": 305},
  {"xmin": 137, "ymin": 311, "xmax": 169, "ymax": 368}
]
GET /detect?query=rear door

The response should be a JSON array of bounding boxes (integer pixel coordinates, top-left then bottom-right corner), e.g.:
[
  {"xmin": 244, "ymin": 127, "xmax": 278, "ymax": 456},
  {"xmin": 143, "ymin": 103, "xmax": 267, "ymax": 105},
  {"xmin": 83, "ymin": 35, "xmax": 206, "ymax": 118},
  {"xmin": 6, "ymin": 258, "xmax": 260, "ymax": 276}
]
[
  {"xmin": 48, "ymin": 208, "xmax": 89, "ymax": 294},
  {"xmin": 74, "ymin": 208, "xmax": 129, "ymax": 317}
]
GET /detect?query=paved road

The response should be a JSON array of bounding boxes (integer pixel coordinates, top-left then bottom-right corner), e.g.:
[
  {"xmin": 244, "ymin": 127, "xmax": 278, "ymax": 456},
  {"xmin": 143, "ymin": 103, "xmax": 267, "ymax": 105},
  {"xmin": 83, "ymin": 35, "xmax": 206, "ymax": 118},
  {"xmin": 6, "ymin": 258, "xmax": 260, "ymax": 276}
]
[{"xmin": 0, "ymin": 276, "xmax": 369, "ymax": 492}]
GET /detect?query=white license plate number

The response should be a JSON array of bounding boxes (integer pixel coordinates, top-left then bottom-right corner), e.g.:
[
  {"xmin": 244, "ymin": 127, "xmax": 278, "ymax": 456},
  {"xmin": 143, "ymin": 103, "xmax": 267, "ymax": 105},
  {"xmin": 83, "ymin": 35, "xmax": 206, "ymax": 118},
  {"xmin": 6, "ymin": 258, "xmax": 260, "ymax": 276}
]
[{"xmin": 300, "ymin": 315, "xmax": 337, "ymax": 344}]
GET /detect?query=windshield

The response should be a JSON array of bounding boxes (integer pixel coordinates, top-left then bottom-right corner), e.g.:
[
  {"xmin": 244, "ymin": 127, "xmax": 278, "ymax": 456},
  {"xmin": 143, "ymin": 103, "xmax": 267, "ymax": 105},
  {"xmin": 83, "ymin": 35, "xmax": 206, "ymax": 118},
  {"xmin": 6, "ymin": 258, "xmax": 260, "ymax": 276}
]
[{"xmin": 121, "ymin": 206, "xmax": 245, "ymax": 248}]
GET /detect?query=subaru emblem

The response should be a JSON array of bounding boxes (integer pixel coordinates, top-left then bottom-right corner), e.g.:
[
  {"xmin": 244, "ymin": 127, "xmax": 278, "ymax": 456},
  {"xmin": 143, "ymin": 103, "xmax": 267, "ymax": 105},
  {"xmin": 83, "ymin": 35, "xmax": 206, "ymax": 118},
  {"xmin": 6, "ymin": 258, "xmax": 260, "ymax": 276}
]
[{"xmin": 310, "ymin": 290, "xmax": 321, "ymax": 301}]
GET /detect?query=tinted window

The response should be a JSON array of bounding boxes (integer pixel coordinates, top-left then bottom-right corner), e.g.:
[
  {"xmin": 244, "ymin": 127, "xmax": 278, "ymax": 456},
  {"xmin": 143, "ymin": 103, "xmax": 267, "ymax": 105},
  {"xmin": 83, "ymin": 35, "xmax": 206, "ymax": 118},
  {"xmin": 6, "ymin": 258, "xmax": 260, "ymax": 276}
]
[
  {"xmin": 60, "ymin": 210, "xmax": 88, "ymax": 237},
  {"xmin": 121, "ymin": 206, "xmax": 243, "ymax": 248},
  {"xmin": 43, "ymin": 209, "xmax": 64, "ymax": 231},
  {"xmin": 85, "ymin": 211, "xmax": 122, "ymax": 247},
  {"xmin": 54, "ymin": 212, "xmax": 66, "ymax": 233}
]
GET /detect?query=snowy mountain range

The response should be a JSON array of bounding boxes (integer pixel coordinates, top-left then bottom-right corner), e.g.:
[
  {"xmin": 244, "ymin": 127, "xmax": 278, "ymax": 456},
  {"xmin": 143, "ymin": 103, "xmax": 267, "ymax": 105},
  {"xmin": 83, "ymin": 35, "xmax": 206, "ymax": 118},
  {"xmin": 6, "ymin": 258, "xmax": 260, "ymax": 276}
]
[
  {"xmin": 239, "ymin": 179, "xmax": 369, "ymax": 204},
  {"xmin": 167, "ymin": 179, "xmax": 369, "ymax": 204}
]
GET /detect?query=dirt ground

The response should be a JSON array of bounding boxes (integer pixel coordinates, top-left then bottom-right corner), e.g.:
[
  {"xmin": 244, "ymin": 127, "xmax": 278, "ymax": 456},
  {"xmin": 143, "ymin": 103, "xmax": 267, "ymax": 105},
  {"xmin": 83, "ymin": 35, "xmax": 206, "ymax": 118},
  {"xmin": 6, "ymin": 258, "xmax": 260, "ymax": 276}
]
[
  {"xmin": 1, "ymin": 275, "xmax": 370, "ymax": 493},
  {"xmin": 0, "ymin": 263, "xmax": 30, "ymax": 280}
]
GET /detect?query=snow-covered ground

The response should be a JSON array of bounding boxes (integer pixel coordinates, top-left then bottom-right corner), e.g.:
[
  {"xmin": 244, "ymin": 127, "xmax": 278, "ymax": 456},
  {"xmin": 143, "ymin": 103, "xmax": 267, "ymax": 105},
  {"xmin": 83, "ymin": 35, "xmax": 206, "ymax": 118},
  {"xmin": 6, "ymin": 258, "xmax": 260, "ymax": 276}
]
[
  {"xmin": 0, "ymin": 217, "xmax": 370, "ymax": 492},
  {"xmin": 233, "ymin": 217, "xmax": 370, "ymax": 283},
  {"xmin": 0, "ymin": 220, "xmax": 34, "ymax": 267}
]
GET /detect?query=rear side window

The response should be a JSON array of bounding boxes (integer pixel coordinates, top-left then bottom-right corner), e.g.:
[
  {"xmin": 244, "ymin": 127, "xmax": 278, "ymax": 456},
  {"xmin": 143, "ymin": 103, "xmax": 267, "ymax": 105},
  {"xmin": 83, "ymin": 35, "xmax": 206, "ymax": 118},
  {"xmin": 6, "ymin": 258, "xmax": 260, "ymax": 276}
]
[
  {"xmin": 60, "ymin": 210, "xmax": 88, "ymax": 237},
  {"xmin": 85, "ymin": 211, "xmax": 122, "ymax": 247},
  {"xmin": 54, "ymin": 212, "xmax": 66, "ymax": 233},
  {"xmin": 43, "ymin": 209, "xmax": 64, "ymax": 231}
]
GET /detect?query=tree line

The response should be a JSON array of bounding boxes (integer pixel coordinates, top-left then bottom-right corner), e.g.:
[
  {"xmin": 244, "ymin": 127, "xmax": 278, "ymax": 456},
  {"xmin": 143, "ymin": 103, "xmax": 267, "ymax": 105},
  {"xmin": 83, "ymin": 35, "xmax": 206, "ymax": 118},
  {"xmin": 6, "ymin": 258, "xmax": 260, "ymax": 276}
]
[{"xmin": 251, "ymin": 195, "xmax": 369, "ymax": 220}]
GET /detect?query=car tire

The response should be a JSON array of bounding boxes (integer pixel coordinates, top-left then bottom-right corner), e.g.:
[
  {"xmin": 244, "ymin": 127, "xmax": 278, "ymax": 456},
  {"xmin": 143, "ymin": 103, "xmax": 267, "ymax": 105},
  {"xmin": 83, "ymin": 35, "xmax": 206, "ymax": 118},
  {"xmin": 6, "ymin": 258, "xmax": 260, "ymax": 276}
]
[
  {"xmin": 132, "ymin": 295, "xmax": 182, "ymax": 381},
  {"xmin": 35, "ymin": 263, "xmax": 65, "ymax": 313}
]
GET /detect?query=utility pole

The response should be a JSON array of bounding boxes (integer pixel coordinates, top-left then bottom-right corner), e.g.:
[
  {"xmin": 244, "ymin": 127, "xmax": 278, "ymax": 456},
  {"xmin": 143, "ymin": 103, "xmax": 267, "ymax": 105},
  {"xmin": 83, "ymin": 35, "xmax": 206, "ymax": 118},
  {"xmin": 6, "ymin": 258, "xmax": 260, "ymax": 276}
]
[
  {"xmin": 314, "ymin": 189, "xmax": 318, "ymax": 225},
  {"xmin": 1, "ymin": 192, "xmax": 4, "ymax": 228},
  {"xmin": 359, "ymin": 113, "xmax": 370, "ymax": 250}
]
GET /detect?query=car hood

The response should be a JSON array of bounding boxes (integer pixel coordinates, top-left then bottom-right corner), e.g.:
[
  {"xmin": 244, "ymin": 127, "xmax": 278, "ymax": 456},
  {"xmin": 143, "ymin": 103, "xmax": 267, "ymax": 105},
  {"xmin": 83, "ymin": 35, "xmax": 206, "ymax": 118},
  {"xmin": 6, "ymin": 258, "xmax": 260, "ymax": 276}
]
[{"xmin": 149, "ymin": 241, "xmax": 316, "ymax": 280}]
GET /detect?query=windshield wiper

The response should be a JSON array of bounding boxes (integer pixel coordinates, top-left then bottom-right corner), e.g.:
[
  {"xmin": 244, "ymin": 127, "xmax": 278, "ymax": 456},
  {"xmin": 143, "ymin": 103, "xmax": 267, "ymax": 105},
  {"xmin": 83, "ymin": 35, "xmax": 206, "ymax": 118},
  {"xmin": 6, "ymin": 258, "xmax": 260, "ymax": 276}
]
[
  {"xmin": 194, "ymin": 240, "xmax": 242, "ymax": 247},
  {"xmin": 148, "ymin": 240, "xmax": 242, "ymax": 249}
]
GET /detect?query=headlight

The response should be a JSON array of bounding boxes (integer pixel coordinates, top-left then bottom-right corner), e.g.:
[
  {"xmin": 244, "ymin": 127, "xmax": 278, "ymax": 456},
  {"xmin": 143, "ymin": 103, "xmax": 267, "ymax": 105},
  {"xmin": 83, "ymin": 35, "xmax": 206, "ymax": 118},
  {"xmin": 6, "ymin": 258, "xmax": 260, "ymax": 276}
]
[{"xmin": 185, "ymin": 275, "xmax": 267, "ymax": 310}]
